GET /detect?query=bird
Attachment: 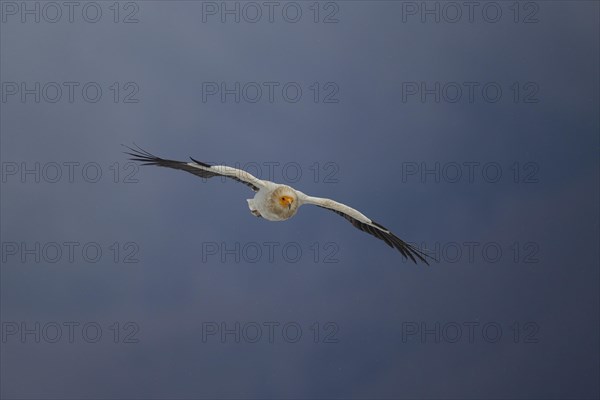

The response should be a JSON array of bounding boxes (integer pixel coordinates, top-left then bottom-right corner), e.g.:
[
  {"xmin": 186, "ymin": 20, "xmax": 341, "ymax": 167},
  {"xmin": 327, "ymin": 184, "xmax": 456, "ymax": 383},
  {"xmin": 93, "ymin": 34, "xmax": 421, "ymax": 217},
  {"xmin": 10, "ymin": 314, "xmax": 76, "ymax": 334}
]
[{"xmin": 124, "ymin": 145, "xmax": 433, "ymax": 265}]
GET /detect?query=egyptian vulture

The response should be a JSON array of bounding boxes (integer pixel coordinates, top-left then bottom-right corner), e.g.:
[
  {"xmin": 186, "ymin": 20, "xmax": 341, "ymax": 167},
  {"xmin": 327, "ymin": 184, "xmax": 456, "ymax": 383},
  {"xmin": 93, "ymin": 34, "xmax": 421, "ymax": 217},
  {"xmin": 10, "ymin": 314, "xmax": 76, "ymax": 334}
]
[{"xmin": 124, "ymin": 145, "xmax": 432, "ymax": 264}]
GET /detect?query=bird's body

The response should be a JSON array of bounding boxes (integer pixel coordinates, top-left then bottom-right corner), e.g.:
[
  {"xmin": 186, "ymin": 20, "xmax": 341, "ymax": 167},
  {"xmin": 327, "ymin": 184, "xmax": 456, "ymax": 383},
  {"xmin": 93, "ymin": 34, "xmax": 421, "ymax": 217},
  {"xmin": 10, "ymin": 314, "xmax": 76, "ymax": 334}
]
[
  {"xmin": 125, "ymin": 145, "xmax": 433, "ymax": 264},
  {"xmin": 247, "ymin": 184, "xmax": 299, "ymax": 221}
]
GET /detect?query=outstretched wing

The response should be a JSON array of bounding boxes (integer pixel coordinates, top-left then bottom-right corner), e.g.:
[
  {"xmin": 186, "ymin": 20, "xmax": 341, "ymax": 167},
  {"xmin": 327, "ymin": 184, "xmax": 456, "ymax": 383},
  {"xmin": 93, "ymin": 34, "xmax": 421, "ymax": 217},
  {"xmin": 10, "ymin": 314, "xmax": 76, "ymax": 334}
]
[
  {"xmin": 123, "ymin": 144, "xmax": 265, "ymax": 192},
  {"xmin": 300, "ymin": 195, "xmax": 433, "ymax": 265}
]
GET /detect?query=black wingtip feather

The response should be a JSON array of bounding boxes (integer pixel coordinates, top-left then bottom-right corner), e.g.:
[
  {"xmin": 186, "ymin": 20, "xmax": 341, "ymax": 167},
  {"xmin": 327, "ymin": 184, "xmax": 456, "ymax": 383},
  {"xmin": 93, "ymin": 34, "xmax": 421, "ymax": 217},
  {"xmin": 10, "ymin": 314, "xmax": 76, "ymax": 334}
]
[
  {"xmin": 368, "ymin": 220, "xmax": 435, "ymax": 265},
  {"xmin": 189, "ymin": 157, "xmax": 212, "ymax": 168},
  {"xmin": 320, "ymin": 205, "xmax": 434, "ymax": 265},
  {"xmin": 122, "ymin": 144, "xmax": 163, "ymax": 164},
  {"xmin": 124, "ymin": 144, "xmax": 260, "ymax": 191}
]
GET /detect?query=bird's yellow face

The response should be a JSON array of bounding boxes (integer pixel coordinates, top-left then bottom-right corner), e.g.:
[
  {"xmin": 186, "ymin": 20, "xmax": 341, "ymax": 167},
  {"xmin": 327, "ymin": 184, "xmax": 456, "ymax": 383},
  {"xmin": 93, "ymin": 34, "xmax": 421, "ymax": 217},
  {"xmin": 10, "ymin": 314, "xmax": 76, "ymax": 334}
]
[{"xmin": 278, "ymin": 195, "xmax": 295, "ymax": 209}]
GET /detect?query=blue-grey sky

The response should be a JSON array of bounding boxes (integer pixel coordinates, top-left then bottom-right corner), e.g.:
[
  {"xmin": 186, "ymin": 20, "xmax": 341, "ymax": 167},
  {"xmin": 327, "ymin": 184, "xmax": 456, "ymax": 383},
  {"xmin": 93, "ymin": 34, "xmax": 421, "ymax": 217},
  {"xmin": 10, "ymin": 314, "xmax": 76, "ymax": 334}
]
[{"xmin": 1, "ymin": 1, "xmax": 599, "ymax": 399}]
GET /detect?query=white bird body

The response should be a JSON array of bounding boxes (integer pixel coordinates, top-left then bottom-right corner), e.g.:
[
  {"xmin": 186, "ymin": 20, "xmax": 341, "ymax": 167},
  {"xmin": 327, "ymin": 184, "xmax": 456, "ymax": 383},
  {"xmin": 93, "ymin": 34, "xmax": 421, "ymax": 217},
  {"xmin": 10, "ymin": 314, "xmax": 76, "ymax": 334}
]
[
  {"xmin": 126, "ymin": 145, "xmax": 432, "ymax": 264},
  {"xmin": 248, "ymin": 183, "xmax": 291, "ymax": 221}
]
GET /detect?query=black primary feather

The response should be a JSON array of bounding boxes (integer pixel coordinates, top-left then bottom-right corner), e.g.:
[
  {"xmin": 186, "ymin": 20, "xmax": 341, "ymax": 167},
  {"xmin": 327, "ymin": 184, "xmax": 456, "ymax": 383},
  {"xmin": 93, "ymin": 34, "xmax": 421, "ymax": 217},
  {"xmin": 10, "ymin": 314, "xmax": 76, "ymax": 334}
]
[
  {"xmin": 319, "ymin": 206, "xmax": 435, "ymax": 265},
  {"xmin": 122, "ymin": 144, "xmax": 260, "ymax": 191}
]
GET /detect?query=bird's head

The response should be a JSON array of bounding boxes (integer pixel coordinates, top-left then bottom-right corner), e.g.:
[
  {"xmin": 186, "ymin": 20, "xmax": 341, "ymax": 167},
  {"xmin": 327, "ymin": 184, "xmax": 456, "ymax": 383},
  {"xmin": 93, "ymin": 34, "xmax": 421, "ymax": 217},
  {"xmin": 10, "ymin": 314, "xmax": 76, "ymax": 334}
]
[
  {"xmin": 279, "ymin": 195, "xmax": 295, "ymax": 209},
  {"xmin": 271, "ymin": 186, "xmax": 299, "ymax": 218}
]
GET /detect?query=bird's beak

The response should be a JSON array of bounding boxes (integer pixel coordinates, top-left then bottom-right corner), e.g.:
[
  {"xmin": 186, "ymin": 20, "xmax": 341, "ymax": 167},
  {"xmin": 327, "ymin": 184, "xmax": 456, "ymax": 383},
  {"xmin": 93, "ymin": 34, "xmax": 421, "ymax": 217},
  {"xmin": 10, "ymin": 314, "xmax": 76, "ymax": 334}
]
[{"xmin": 280, "ymin": 196, "xmax": 294, "ymax": 209}]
